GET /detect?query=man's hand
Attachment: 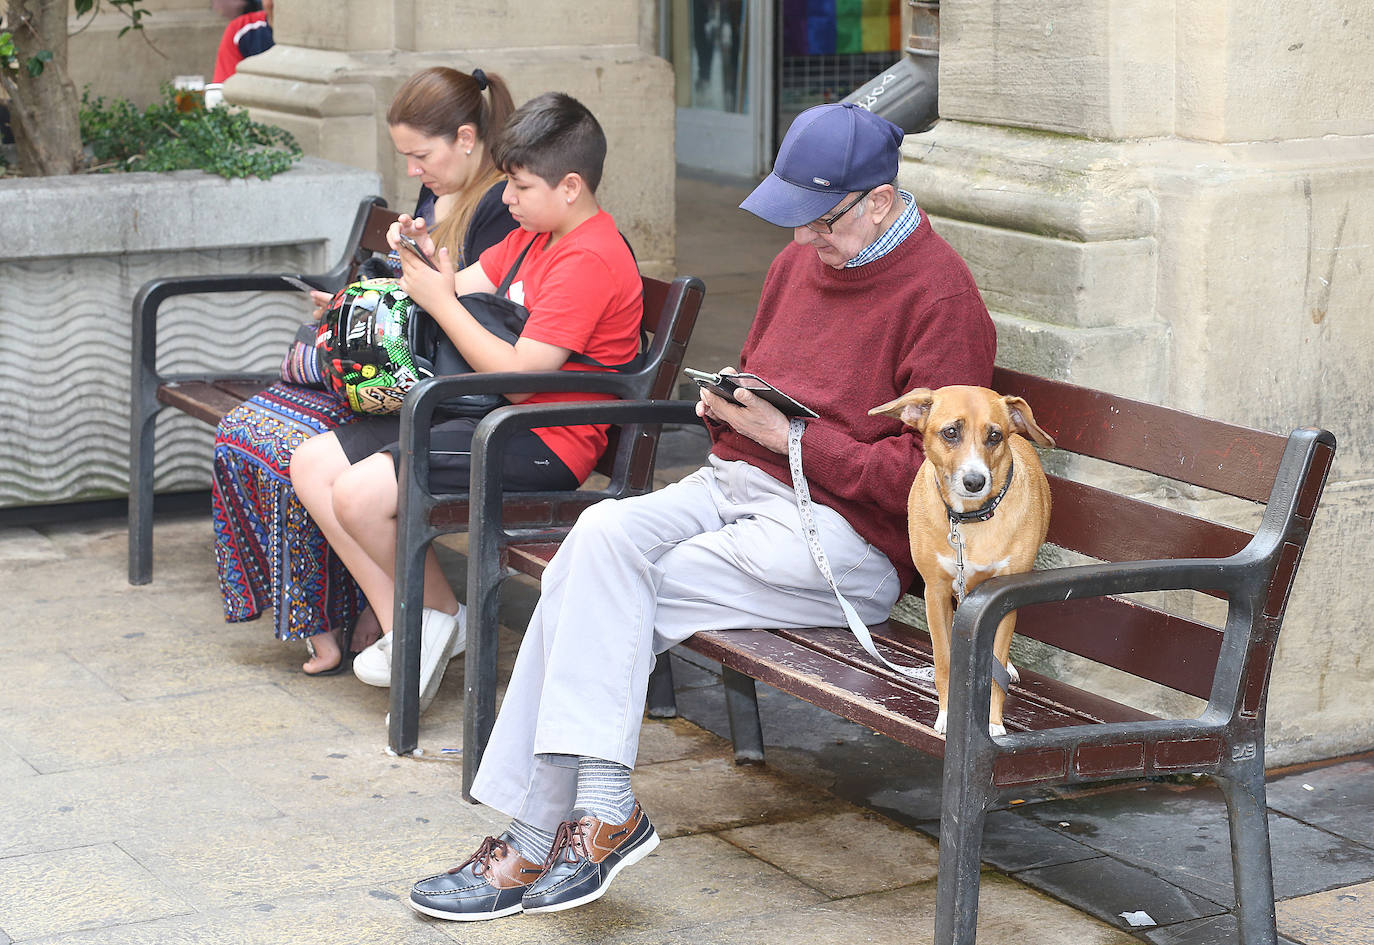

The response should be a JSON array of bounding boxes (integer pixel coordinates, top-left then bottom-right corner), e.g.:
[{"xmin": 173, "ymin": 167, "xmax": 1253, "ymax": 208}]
[{"xmin": 695, "ymin": 367, "xmax": 790, "ymax": 453}]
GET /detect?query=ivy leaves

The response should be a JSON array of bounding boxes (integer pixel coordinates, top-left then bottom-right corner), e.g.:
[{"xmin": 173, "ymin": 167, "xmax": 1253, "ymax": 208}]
[{"xmin": 81, "ymin": 85, "xmax": 303, "ymax": 180}]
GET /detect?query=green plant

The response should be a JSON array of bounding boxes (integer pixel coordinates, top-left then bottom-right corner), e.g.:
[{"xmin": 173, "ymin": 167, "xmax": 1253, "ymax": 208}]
[{"xmin": 81, "ymin": 85, "xmax": 302, "ymax": 180}]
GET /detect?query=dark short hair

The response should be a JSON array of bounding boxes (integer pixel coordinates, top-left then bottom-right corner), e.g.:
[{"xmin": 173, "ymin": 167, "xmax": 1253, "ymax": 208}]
[{"xmin": 491, "ymin": 92, "xmax": 607, "ymax": 192}]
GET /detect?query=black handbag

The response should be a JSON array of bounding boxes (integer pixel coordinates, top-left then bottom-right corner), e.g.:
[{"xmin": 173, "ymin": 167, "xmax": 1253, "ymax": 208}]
[{"xmin": 407, "ymin": 239, "xmax": 536, "ymax": 417}]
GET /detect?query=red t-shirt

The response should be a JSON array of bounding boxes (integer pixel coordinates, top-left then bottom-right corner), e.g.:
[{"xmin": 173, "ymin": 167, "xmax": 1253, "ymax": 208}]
[{"xmin": 478, "ymin": 210, "xmax": 642, "ymax": 481}]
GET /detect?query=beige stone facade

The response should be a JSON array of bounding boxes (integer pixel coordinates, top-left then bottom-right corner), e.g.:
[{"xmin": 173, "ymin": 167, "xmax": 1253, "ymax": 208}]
[
  {"xmin": 903, "ymin": 0, "xmax": 1374, "ymax": 764},
  {"xmin": 221, "ymin": 0, "xmax": 676, "ymax": 278}
]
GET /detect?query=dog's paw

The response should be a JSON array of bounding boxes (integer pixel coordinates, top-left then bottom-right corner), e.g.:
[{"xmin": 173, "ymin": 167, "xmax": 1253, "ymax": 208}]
[
  {"xmin": 989, "ymin": 722, "xmax": 1007, "ymax": 738},
  {"xmin": 1007, "ymin": 662, "xmax": 1020, "ymax": 685},
  {"xmin": 934, "ymin": 710, "xmax": 948, "ymax": 735}
]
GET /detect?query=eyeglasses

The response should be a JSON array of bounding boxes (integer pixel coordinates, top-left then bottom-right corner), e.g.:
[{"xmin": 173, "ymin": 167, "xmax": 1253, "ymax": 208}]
[{"xmin": 803, "ymin": 188, "xmax": 873, "ymax": 234}]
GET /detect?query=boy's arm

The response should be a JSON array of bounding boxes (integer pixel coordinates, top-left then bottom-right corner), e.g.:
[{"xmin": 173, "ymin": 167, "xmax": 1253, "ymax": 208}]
[{"xmin": 398, "ymin": 242, "xmax": 571, "ymax": 377}]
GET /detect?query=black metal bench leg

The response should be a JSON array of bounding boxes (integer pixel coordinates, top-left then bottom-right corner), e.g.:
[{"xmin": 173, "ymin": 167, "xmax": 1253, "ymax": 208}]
[
  {"xmin": 722, "ymin": 666, "xmax": 765, "ymax": 765},
  {"xmin": 1216, "ymin": 763, "xmax": 1279, "ymax": 945},
  {"xmin": 646, "ymin": 652, "xmax": 678, "ymax": 719},
  {"xmin": 128, "ymin": 406, "xmax": 158, "ymax": 585}
]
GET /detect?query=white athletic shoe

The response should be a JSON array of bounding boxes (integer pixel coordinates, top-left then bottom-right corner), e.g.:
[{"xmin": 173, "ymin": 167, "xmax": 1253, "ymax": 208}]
[
  {"xmin": 353, "ymin": 633, "xmax": 392, "ymax": 687},
  {"xmin": 418, "ymin": 605, "xmax": 464, "ymax": 712}
]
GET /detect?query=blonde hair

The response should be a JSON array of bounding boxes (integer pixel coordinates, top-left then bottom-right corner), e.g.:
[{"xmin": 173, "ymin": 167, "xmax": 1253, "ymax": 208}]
[{"xmin": 387, "ymin": 68, "xmax": 515, "ymax": 266}]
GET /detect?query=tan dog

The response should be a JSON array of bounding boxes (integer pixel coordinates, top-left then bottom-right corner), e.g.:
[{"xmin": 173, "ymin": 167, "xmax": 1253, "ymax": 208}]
[{"xmin": 869, "ymin": 386, "xmax": 1055, "ymax": 737}]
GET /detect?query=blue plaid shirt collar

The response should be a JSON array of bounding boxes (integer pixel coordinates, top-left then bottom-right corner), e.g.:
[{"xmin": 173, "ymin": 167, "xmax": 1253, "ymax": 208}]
[{"xmin": 845, "ymin": 189, "xmax": 920, "ymax": 268}]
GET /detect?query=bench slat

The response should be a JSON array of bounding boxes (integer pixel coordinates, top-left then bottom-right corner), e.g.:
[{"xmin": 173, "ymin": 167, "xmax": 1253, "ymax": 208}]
[
  {"xmin": 1015, "ymin": 598, "xmax": 1222, "ymax": 699},
  {"xmin": 764, "ymin": 625, "xmax": 1154, "ymax": 730},
  {"xmin": 1046, "ymin": 476, "xmax": 1253, "ymax": 564},
  {"xmin": 993, "ymin": 367, "xmax": 1287, "ymax": 502},
  {"xmin": 156, "ymin": 381, "xmax": 257, "ymax": 426},
  {"xmin": 684, "ymin": 625, "xmax": 1157, "ymax": 756}
]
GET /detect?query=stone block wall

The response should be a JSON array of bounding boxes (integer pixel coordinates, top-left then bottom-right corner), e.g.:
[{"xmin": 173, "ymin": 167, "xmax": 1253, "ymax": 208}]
[{"xmin": 901, "ymin": 0, "xmax": 1374, "ymax": 763}]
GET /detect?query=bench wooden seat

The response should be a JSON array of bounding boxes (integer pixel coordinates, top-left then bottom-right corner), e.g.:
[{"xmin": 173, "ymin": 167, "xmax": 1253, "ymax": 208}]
[{"xmin": 457, "ymin": 364, "xmax": 1336, "ymax": 945}]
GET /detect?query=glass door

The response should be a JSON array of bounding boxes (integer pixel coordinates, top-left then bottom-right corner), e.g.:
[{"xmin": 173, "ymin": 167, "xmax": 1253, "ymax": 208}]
[{"xmin": 671, "ymin": 0, "xmax": 776, "ymax": 178}]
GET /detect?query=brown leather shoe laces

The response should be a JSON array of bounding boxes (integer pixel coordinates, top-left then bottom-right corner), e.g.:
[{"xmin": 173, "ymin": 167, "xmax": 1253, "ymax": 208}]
[
  {"xmin": 452, "ymin": 835, "xmax": 508, "ymax": 877},
  {"xmin": 543, "ymin": 817, "xmax": 591, "ymax": 868}
]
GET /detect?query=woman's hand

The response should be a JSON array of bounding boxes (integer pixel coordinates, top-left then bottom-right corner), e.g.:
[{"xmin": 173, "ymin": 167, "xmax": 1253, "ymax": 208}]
[
  {"xmin": 308, "ymin": 290, "xmax": 333, "ymax": 321},
  {"xmin": 695, "ymin": 366, "xmax": 790, "ymax": 454},
  {"xmin": 386, "ymin": 214, "xmax": 437, "ymax": 258}
]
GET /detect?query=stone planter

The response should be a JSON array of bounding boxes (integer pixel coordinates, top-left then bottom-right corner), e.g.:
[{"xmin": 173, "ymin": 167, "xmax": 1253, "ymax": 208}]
[{"xmin": 0, "ymin": 157, "xmax": 381, "ymax": 509}]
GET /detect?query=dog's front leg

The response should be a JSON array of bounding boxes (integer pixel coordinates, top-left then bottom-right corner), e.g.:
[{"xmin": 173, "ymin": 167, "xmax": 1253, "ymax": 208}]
[{"xmin": 924, "ymin": 586, "xmax": 955, "ymax": 736}]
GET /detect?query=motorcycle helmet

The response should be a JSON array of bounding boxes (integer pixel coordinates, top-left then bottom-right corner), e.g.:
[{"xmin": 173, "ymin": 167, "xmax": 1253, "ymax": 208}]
[{"xmin": 317, "ymin": 277, "xmax": 430, "ymax": 414}]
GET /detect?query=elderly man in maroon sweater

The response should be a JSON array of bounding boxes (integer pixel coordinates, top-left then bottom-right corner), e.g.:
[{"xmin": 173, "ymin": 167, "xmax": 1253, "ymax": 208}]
[{"xmin": 408, "ymin": 103, "xmax": 995, "ymax": 924}]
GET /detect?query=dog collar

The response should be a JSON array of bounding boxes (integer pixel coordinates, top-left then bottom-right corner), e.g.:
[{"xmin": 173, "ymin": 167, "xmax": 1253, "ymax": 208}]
[{"xmin": 942, "ymin": 455, "xmax": 1015, "ymax": 525}]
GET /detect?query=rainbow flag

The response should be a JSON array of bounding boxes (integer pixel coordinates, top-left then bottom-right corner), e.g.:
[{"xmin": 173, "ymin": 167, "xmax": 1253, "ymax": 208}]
[{"xmin": 783, "ymin": 0, "xmax": 900, "ymax": 56}]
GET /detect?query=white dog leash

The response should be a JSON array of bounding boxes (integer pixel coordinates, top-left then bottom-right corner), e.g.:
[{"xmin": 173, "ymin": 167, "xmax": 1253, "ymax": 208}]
[{"xmin": 787, "ymin": 417, "xmax": 1010, "ymax": 694}]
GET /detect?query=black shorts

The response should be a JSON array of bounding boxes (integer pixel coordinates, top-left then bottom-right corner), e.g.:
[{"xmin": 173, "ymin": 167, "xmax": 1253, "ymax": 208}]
[{"xmin": 333, "ymin": 414, "xmax": 579, "ymax": 495}]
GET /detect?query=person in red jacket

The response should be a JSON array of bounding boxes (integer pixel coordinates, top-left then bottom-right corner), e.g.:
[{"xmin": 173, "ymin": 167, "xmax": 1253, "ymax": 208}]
[
  {"xmin": 205, "ymin": 0, "xmax": 273, "ymax": 105},
  {"xmin": 405, "ymin": 102, "xmax": 996, "ymax": 924}
]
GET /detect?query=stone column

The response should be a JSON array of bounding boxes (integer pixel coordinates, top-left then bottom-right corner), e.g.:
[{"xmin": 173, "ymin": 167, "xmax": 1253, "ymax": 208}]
[
  {"xmin": 222, "ymin": 0, "xmax": 675, "ymax": 277},
  {"xmin": 902, "ymin": 0, "xmax": 1374, "ymax": 763}
]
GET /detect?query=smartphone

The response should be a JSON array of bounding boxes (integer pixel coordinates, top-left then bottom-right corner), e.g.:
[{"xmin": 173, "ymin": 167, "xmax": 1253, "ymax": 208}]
[{"xmin": 397, "ymin": 233, "xmax": 439, "ymax": 271}]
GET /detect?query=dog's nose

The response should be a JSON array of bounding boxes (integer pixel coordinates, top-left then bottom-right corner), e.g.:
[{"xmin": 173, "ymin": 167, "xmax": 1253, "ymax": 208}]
[{"xmin": 962, "ymin": 471, "xmax": 987, "ymax": 494}]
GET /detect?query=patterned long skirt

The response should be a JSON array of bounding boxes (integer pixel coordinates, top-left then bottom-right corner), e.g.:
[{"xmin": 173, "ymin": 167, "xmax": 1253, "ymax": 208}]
[{"xmin": 212, "ymin": 381, "xmax": 365, "ymax": 641}]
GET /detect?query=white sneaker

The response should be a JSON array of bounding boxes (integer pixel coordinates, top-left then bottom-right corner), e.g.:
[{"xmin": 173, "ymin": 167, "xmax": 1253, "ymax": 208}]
[
  {"xmin": 448, "ymin": 603, "xmax": 467, "ymax": 660},
  {"xmin": 353, "ymin": 633, "xmax": 392, "ymax": 687},
  {"xmin": 418, "ymin": 606, "xmax": 463, "ymax": 712}
]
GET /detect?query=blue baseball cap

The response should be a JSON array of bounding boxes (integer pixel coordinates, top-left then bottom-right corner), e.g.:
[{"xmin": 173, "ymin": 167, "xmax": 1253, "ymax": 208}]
[{"xmin": 740, "ymin": 103, "xmax": 905, "ymax": 227}]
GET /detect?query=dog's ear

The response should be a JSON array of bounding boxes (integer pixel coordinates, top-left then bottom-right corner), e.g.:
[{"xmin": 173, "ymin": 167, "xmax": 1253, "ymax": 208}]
[
  {"xmin": 869, "ymin": 389, "xmax": 935, "ymax": 433},
  {"xmin": 1003, "ymin": 396, "xmax": 1056, "ymax": 448}
]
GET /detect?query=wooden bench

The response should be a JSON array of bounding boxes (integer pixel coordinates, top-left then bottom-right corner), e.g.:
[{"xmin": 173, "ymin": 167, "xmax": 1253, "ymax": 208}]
[
  {"xmin": 456, "ymin": 365, "xmax": 1336, "ymax": 945},
  {"xmin": 128, "ymin": 195, "xmax": 397, "ymax": 584},
  {"xmin": 127, "ymin": 192, "xmax": 706, "ymax": 737}
]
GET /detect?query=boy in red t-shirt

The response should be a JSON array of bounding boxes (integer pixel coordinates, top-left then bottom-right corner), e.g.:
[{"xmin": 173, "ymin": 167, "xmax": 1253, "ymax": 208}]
[{"xmin": 291, "ymin": 93, "xmax": 641, "ymax": 706}]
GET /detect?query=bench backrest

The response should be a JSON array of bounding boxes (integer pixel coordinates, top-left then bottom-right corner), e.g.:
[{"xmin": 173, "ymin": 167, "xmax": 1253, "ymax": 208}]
[{"xmin": 991, "ymin": 366, "xmax": 1335, "ymax": 701}]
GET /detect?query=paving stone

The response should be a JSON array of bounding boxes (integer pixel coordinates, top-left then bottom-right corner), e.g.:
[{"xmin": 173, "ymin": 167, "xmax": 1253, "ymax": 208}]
[
  {"xmin": 610, "ymin": 869, "xmax": 1137, "ymax": 945},
  {"xmin": 0, "ymin": 755, "xmax": 280, "ymax": 859},
  {"xmin": 0, "ymin": 526, "xmax": 66, "ymax": 562},
  {"xmin": 0, "ymin": 683, "xmax": 350, "ymax": 774},
  {"xmin": 0, "ymin": 738, "xmax": 36, "ymax": 782},
  {"xmin": 1018, "ymin": 782, "xmax": 1374, "ymax": 905},
  {"xmin": 428, "ymin": 834, "xmax": 826, "ymax": 945},
  {"xmin": 209, "ymin": 735, "xmax": 469, "ymax": 809},
  {"xmin": 15, "ymin": 886, "xmax": 451, "ymax": 945},
  {"xmin": 634, "ymin": 714, "xmax": 731, "ymax": 766},
  {"xmin": 1267, "ymin": 759, "xmax": 1374, "ymax": 847},
  {"xmin": 975, "ymin": 808, "xmax": 1105, "ymax": 872},
  {"xmin": 632, "ymin": 754, "xmax": 847, "ymax": 838},
  {"xmin": 0, "ymin": 844, "xmax": 190, "ymax": 940},
  {"xmin": 1141, "ymin": 912, "xmax": 1302, "ymax": 945},
  {"xmin": 1276, "ymin": 879, "xmax": 1374, "ymax": 945},
  {"xmin": 718, "ymin": 809, "xmax": 940, "ymax": 897},
  {"xmin": 1014, "ymin": 855, "xmax": 1227, "ymax": 930},
  {"xmin": 120, "ymin": 797, "xmax": 497, "ymax": 910},
  {"xmin": 0, "ymin": 643, "xmax": 126, "ymax": 711},
  {"xmin": 672, "ymin": 676, "xmax": 950, "ymax": 821}
]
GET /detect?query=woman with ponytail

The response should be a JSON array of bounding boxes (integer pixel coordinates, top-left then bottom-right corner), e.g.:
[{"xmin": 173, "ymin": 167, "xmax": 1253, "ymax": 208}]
[{"xmin": 211, "ymin": 68, "xmax": 518, "ymax": 676}]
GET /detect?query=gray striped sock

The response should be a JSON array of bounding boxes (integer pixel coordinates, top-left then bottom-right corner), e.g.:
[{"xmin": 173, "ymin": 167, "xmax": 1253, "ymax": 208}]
[
  {"xmin": 574, "ymin": 756, "xmax": 635, "ymax": 823},
  {"xmin": 504, "ymin": 819, "xmax": 555, "ymax": 864}
]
